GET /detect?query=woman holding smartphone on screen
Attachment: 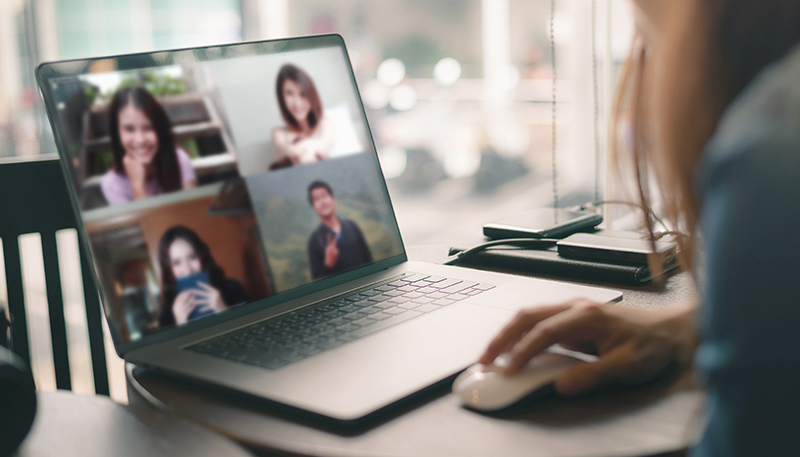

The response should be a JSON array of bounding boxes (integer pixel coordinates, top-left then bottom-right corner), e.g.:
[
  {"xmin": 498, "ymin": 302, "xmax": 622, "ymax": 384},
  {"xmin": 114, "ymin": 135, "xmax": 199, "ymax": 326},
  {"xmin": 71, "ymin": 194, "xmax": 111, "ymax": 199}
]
[
  {"xmin": 101, "ymin": 86, "xmax": 196, "ymax": 205},
  {"xmin": 479, "ymin": 1, "xmax": 800, "ymax": 455},
  {"xmin": 271, "ymin": 64, "xmax": 336, "ymax": 169},
  {"xmin": 158, "ymin": 226, "xmax": 247, "ymax": 327}
]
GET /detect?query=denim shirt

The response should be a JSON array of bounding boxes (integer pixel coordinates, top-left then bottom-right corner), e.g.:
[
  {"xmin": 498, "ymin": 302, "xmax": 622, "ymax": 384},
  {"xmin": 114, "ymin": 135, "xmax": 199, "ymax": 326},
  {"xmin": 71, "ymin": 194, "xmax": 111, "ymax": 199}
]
[{"xmin": 691, "ymin": 44, "xmax": 800, "ymax": 456}]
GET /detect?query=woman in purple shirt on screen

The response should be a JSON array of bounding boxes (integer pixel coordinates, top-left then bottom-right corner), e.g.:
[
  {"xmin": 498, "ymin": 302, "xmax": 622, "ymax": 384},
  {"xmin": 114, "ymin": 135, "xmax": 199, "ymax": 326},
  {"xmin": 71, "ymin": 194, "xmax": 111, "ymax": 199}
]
[{"xmin": 101, "ymin": 86, "xmax": 196, "ymax": 205}]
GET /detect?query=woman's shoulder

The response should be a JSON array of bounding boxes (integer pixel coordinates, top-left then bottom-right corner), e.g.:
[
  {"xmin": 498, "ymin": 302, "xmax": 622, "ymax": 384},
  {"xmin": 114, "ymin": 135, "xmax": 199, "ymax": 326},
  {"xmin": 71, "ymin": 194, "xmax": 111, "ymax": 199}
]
[
  {"xmin": 698, "ymin": 45, "xmax": 800, "ymax": 193},
  {"xmin": 272, "ymin": 125, "xmax": 289, "ymax": 140},
  {"xmin": 708, "ymin": 44, "xmax": 800, "ymax": 155},
  {"xmin": 100, "ymin": 168, "xmax": 132, "ymax": 204}
]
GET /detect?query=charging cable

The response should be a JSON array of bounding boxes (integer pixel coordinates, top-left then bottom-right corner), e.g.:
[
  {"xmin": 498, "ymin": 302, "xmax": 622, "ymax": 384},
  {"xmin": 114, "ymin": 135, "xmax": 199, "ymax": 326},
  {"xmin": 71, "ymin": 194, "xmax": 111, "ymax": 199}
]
[{"xmin": 443, "ymin": 238, "xmax": 558, "ymax": 266}]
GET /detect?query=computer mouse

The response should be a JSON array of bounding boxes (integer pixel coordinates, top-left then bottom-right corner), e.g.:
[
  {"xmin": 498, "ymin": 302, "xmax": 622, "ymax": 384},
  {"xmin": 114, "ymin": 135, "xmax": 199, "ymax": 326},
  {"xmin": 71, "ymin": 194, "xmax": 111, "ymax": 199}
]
[{"xmin": 452, "ymin": 351, "xmax": 586, "ymax": 413}]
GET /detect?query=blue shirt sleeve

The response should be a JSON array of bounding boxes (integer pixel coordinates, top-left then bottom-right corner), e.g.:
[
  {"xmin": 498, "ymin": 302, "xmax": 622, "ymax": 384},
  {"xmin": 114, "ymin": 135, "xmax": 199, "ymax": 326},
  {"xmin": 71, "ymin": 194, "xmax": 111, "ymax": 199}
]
[{"xmin": 691, "ymin": 127, "xmax": 800, "ymax": 456}]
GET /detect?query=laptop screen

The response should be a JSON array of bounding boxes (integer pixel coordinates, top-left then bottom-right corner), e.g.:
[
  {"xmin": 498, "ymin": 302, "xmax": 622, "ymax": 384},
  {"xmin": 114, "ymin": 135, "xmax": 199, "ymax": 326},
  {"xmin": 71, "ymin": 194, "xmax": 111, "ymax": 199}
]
[{"xmin": 37, "ymin": 36, "xmax": 404, "ymax": 346}]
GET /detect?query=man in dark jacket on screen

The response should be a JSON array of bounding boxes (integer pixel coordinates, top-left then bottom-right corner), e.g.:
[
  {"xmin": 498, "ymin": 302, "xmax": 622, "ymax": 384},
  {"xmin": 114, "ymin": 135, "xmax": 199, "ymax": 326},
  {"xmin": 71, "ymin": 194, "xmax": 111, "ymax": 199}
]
[{"xmin": 307, "ymin": 180, "xmax": 373, "ymax": 280}]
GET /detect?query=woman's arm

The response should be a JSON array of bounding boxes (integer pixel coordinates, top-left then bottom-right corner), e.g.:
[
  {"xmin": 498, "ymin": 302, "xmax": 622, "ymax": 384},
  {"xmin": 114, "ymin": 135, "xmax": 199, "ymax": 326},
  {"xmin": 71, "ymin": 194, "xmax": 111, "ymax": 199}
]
[
  {"xmin": 272, "ymin": 119, "xmax": 336, "ymax": 165},
  {"xmin": 302, "ymin": 116, "xmax": 336, "ymax": 161},
  {"xmin": 480, "ymin": 300, "xmax": 698, "ymax": 395},
  {"xmin": 176, "ymin": 148, "xmax": 197, "ymax": 189},
  {"xmin": 273, "ymin": 127, "xmax": 310, "ymax": 164}
]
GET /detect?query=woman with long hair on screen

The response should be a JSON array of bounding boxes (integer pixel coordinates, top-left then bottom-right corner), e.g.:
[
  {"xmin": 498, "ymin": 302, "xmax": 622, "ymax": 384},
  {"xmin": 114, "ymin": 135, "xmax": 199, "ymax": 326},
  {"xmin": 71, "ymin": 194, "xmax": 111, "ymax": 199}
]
[
  {"xmin": 479, "ymin": 1, "xmax": 800, "ymax": 454},
  {"xmin": 270, "ymin": 63, "xmax": 335, "ymax": 169},
  {"xmin": 101, "ymin": 86, "xmax": 197, "ymax": 205},
  {"xmin": 158, "ymin": 226, "xmax": 247, "ymax": 327}
]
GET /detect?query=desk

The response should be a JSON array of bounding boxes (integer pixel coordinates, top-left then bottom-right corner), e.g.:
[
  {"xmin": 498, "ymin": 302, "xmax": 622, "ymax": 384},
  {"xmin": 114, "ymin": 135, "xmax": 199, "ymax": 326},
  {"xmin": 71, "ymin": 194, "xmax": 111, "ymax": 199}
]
[
  {"xmin": 127, "ymin": 242, "xmax": 703, "ymax": 457},
  {"xmin": 13, "ymin": 391, "xmax": 253, "ymax": 457}
]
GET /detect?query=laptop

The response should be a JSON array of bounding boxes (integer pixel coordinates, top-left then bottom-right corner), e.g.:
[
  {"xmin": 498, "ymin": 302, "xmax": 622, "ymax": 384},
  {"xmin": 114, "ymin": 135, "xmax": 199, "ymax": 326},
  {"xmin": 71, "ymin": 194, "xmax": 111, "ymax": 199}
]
[{"xmin": 36, "ymin": 34, "xmax": 621, "ymax": 425}]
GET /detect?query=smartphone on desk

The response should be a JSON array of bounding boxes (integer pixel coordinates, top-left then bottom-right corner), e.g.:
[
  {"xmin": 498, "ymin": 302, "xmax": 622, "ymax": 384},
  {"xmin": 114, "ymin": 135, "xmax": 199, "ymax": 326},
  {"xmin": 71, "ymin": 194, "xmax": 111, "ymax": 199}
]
[{"xmin": 483, "ymin": 209, "xmax": 603, "ymax": 239}]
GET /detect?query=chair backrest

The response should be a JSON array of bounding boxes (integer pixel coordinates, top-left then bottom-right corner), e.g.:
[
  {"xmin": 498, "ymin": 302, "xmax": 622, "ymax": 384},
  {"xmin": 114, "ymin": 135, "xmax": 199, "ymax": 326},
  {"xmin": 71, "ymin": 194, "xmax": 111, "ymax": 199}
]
[{"xmin": 0, "ymin": 157, "xmax": 109, "ymax": 395}]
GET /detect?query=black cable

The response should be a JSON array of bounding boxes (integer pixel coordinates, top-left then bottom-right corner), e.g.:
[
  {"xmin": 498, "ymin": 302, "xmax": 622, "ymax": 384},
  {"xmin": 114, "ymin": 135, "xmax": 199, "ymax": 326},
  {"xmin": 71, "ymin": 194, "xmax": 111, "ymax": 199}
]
[{"xmin": 443, "ymin": 238, "xmax": 558, "ymax": 266}]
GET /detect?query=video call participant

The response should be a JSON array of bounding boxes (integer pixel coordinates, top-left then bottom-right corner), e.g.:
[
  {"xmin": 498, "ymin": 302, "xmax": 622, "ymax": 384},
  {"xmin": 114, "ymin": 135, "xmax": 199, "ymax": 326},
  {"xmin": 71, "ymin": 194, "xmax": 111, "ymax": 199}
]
[
  {"xmin": 270, "ymin": 64, "xmax": 336, "ymax": 169},
  {"xmin": 306, "ymin": 180, "xmax": 373, "ymax": 280},
  {"xmin": 102, "ymin": 87, "xmax": 196, "ymax": 205},
  {"xmin": 158, "ymin": 226, "xmax": 247, "ymax": 327}
]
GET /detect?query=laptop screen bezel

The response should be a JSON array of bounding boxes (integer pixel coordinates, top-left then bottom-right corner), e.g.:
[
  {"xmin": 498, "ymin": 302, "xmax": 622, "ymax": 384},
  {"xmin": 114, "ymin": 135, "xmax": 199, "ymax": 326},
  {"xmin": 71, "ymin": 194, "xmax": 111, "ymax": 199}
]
[{"xmin": 36, "ymin": 34, "xmax": 408, "ymax": 356}]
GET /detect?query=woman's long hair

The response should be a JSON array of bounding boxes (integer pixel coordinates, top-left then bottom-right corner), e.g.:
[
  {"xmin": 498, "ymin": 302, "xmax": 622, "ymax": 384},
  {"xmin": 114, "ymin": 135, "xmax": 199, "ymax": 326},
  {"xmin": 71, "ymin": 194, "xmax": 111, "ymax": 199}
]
[
  {"xmin": 275, "ymin": 64, "xmax": 323, "ymax": 132},
  {"xmin": 158, "ymin": 225, "xmax": 226, "ymax": 326},
  {"xmin": 615, "ymin": 0, "xmax": 800, "ymax": 269},
  {"xmin": 108, "ymin": 86, "xmax": 181, "ymax": 193}
]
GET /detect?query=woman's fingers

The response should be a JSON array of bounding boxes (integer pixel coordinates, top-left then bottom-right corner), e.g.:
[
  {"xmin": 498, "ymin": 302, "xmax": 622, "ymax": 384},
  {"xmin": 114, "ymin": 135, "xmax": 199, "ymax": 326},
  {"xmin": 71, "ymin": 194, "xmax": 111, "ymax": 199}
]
[
  {"xmin": 503, "ymin": 302, "xmax": 604, "ymax": 375},
  {"xmin": 478, "ymin": 303, "xmax": 573, "ymax": 365}
]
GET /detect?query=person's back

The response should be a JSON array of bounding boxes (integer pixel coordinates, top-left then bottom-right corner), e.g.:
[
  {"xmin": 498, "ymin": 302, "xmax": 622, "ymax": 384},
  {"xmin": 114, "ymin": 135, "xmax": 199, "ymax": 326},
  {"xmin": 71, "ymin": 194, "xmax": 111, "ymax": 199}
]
[{"xmin": 692, "ymin": 43, "xmax": 800, "ymax": 457}]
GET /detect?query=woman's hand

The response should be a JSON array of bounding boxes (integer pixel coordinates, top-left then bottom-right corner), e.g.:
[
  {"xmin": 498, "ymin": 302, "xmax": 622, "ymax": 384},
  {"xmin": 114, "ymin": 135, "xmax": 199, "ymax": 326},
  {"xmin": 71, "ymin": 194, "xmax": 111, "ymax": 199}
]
[
  {"xmin": 122, "ymin": 154, "xmax": 149, "ymax": 199},
  {"xmin": 194, "ymin": 282, "xmax": 228, "ymax": 314},
  {"xmin": 479, "ymin": 299, "xmax": 697, "ymax": 395},
  {"xmin": 172, "ymin": 290, "xmax": 198, "ymax": 325}
]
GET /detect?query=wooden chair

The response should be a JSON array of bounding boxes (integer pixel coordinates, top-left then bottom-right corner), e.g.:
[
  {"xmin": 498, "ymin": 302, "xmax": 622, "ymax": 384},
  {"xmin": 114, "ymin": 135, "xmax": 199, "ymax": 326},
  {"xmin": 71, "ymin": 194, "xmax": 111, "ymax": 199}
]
[{"xmin": 0, "ymin": 156, "xmax": 109, "ymax": 395}]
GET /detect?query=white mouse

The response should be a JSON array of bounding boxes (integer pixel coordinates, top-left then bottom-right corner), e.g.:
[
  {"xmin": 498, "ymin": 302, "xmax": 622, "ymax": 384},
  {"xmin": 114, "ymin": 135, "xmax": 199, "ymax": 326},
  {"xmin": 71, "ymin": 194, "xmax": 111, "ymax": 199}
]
[{"xmin": 452, "ymin": 349, "xmax": 593, "ymax": 412}]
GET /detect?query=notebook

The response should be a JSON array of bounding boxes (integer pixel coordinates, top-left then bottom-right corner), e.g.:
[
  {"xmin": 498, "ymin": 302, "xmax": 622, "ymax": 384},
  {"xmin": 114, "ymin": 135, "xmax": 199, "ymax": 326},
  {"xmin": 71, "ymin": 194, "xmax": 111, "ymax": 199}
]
[{"xmin": 36, "ymin": 34, "xmax": 621, "ymax": 426}]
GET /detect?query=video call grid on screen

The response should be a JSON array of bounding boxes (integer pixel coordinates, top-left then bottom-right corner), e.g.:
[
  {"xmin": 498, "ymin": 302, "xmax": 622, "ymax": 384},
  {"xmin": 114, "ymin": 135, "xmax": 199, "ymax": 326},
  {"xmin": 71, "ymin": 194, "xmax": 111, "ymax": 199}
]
[{"xmin": 38, "ymin": 37, "xmax": 405, "ymax": 346}]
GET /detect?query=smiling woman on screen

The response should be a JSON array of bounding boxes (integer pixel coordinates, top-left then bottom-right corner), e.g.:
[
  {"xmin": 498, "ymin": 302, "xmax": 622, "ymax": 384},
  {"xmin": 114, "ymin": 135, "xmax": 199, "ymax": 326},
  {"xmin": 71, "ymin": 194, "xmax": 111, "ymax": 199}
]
[
  {"xmin": 101, "ymin": 86, "xmax": 197, "ymax": 205},
  {"xmin": 479, "ymin": 1, "xmax": 800, "ymax": 455},
  {"xmin": 270, "ymin": 64, "xmax": 336, "ymax": 169}
]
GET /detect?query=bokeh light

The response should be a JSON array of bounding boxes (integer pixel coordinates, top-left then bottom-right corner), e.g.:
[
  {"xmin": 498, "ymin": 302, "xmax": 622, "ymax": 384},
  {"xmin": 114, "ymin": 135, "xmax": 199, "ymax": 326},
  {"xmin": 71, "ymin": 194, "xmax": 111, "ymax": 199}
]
[
  {"xmin": 376, "ymin": 58, "xmax": 406, "ymax": 87},
  {"xmin": 433, "ymin": 57, "xmax": 462, "ymax": 87}
]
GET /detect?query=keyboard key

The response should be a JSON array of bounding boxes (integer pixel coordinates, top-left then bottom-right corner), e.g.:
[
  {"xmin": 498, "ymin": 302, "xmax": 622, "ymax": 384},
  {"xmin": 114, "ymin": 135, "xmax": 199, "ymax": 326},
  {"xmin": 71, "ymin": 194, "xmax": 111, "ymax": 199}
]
[
  {"xmin": 449, "ymin": 293, "xmax": 470, "ymax": 301},
  {"xmin": 398, "ymin": 302, "xmax": 422, "ymax": 309},
  {"xmin": 416, "ymin": 287, "xmax": 436, "ymax": 294},
  {"xmin": 430, "ymin": 279, "xmax": 462, "ymax": 289},
  {"xmin": 465, "ymin": 289, "xmax": 483, "ymax": 296},
  {"xmin": 427, "ymin": 292, "xmax": 447, "ymax": 299},
  {"xmin": 383, "ymin": 307, "xmax": 408, "ymax": 315},
  {"xmin": 411, "ymin": 297, "xmax": 434, "ymax": 304},
  {"xmin": 353, "ymin": 317, "xmax": 377, "ymax": 327},
  {"xmin": 387, "ymin": 280, "xmax": 406, "ymax": 287},
  {"xmin": 399, "ymin": 273, "xmax": 430, "ymax": 282},
  {"xmin": 358, "ymin": 306, "xmax": 382, "ymax": 315},
  {"xmin": 422, "ymin": 275, "xmax": 447, "ymax": 283},
  {"xmin": 383, "ymin": 290, "xmax": 404, "ymax": 297},
  {"xmin": 398, "ymin": 285, "xmax": 419, "ymax": 292},
  {"xmin": 373, "ymin": 285, "xmax": 395, "ymax": 292},
  {"xmin": 473, "ymin": 283, "xmax": 496, "ymax": 290},
  {"xmin": 371, "ymin": 312, "xmax": 392, "ymax": 321},
  {"xmin": 415, "ymin": 304, "xmax": 442, "ymax": 313},
  {"xmin": 403, "ymin": 292, "xmax": 423, "ymax": 299},
  {"xmin": 340, "ymin": 322, "xmax": 362, "ymax": 331},
  {"xmin": 388, "ymin": 296, "xmax": 411, "ymax": 304},
  {"xmin": 440, "ymin": 281, "xmax": 478, "ymax": 294},
  {"xmin": 432, "ymin": 298, "xmax": 456, "ymax": 306},
  {"xmin": 372, "ymin": 301, "xmax": 395, "ymax": 309}
]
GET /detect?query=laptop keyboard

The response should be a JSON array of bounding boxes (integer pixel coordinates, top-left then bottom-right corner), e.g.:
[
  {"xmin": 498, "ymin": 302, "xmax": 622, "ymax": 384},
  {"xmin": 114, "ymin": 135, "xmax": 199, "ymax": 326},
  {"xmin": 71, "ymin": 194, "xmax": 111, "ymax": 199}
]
[{"xmin": 188, "ymin": 272, "xmax": 495, "ymax": 370}]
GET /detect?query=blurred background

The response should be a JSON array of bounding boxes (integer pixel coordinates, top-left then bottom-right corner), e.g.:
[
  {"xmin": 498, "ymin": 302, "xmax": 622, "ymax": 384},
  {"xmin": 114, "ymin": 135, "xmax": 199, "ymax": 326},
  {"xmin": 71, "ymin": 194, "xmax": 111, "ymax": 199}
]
[{"xmin": 0, "ymin": 0, "xmax": 635, "ymax": 401}]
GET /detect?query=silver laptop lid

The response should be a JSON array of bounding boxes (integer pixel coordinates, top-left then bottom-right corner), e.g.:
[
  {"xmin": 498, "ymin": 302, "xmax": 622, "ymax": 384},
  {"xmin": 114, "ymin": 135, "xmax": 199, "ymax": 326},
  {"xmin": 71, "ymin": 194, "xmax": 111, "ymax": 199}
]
[{"xmin": 36, "ymin": 35, "xmax": 405, "ymax": 356}]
